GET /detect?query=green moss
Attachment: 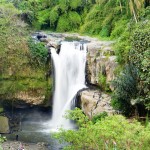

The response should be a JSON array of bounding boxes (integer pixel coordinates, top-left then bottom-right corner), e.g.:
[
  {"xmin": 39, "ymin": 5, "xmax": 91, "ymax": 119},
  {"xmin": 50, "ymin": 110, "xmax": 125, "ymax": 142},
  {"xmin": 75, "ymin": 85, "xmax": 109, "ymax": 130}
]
[
  {"xmin": 98, "ymin": 73, "xmax": 106, "ymax": 90},
  {"xmin": 0, "ymin": 107, "xmax": 4, "ymax": 113}
]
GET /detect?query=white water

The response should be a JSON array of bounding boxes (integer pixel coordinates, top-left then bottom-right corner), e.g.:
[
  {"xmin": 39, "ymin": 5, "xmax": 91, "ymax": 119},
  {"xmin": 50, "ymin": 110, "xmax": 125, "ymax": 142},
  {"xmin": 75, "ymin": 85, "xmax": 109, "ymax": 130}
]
[{"xmin": 50, "ymin": 41, "xmax": 87, "ymax": 129}]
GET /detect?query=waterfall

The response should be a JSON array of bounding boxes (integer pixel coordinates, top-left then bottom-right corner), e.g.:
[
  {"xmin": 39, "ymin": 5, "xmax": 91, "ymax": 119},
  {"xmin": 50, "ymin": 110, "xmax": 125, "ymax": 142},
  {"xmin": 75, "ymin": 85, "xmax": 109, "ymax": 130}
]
[{"xmin": 50, "ymin": 41, "xmax": 87, "ymax": 129}]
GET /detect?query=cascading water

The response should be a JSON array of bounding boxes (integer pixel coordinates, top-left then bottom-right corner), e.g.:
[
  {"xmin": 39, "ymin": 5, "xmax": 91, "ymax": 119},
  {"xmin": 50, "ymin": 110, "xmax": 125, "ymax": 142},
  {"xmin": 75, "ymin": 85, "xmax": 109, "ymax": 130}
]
[{"xmin": 50, "ymin": 41, "xmax": 87, "ymax": 129}]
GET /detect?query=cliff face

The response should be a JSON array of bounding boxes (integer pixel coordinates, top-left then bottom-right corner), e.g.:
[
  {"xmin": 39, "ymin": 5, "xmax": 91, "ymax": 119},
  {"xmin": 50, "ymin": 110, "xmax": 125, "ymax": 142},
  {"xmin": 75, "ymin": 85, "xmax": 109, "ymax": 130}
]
[
  {"xmin": 1, "ymin": 33, "xmax": 116, "ymax": 115},
  {"xmin": 80, "ymin": 40, "xmax": 116, "ymax": 117},
  {"xmin": 86, "ymin": 41, "xmax": 117, "ymax": 90},
  {"xmin": 80, "ymin": 90, "xmax": 114, "ymax": 119},
  {"xmin": 37, "ymin": 32, "xmax": 117, "ymax": 116}
]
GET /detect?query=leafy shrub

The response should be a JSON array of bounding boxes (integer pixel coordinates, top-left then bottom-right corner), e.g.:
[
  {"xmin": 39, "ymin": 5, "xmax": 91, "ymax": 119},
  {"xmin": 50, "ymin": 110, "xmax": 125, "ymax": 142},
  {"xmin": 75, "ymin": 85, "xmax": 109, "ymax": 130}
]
[
  {"xmin": 0, "ymin": 135, "xmax": 6, "ymax": 143},
  {"xmin": 111, "ymin": 64, "xmax": 139, "ymax": 116},
  {"xmin": 129, "ymin": 21, "xmax": 150, "ymax": 110},
  {"xmin": 113, "ymin": 29, "xmax": 131, "ymax": 64},
  {"xmin": 49, "ymin": 6, "xmax": 59, "ymax": 28},
  {"xmin": 100, "ymin": 25, "xmax": 111, "ymax": 37},
  {"xmin": 0, "ymin": 134, "xmax": 6, "ymax": 149},
  {"xmin": 92, "ymin": 111, "xmax": 108, "ymax": 124},
  {"xmin": 112, "ymin": 19, "xmax": 150, "ymax": 116},
  {"xmin": 58, "ymin": 0, "xmax": 69, "ymax": 13},
  {"xmin": 28, "ymin": 38, "xmax": 48, "ymax": 66},
  {"xmin": 69, "ymin": 0, "xmax": 82, "ymax": 9},
  {"xmin": 111, "ymin": 18, "xmax": 129, "ymax": 39},
  {"xmin": 36, "ymin": 9, "xmax": 51, "ymax": 29},
  {"xmin": 57, "ymin": 11, "xmax": 81, "ymax": 32},
  {"xmin": 68, "ymin": 11, "xmax": 81, "ymax": 29},
  {"xmin": 56, "ymin": 14, "xmax": 71, "ymax": 32},
  {"xmin": 98, "ymin": 73, "xmax": 107, "ymax": 90},
  {"xmin": 54, "ymin": 108, "xmax": 150, "ymax": 150},
  {"xmin": 65, "ymin": 108, "xmax": 90, "ymax": 127}
]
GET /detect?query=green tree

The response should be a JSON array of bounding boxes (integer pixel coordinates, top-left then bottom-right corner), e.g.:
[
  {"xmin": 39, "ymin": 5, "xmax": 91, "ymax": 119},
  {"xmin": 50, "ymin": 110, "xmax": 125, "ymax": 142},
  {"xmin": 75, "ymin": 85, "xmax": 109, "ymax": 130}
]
[
  {"xmin": 111, "ymin": 64, "xmax": 138, "ymax": 116},
  {"xmin": 54, "ymin": 108, "xmax": 150, "ymax": 150},
  {"xmin": 0, "ymin": 3, "xmax": 52, "ymax": 102},
  {"xmin": 129, "ymin": 20, "xmax": 150, "ymax": 110},
  {"xmin": 112, "ymin": 16, "xmax": 150, "ymax": 116},
  {"xmin": 0, "ymin": 3, "xmax": 29, "ymax": 96}
]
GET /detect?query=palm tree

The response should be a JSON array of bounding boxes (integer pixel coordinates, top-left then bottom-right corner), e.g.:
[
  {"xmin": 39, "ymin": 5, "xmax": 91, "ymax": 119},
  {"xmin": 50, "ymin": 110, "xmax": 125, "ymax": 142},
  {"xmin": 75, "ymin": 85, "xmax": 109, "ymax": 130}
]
[
  {"xmin": 115, "ymin": 0, "xmax": 145, "ymax": 22},
  {"xmin": 128, "ymin": 0, "xmax": 144, "ymax": 23}
]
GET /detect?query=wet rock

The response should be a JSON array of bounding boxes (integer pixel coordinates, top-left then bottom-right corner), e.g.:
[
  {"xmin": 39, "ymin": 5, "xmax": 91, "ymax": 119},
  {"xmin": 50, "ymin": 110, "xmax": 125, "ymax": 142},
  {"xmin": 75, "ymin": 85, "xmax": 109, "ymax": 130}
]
[
  {"xmin": 2, "ymin": 141, "xmax": 49, "ymax": 150},
  {"xmin": 0, "ymin": 116, "xmax": 10, "ymax": 133},
  {"xmin": 80, "ymin": 89, "xmax": 115, "ymax": 119},
  {"xmin": 37, "ymin": 33, "xmax": 47, "ymax": 40},
  {"xmin": 39, "ymin": 38, "xmax": 49, "ymax": 43}
]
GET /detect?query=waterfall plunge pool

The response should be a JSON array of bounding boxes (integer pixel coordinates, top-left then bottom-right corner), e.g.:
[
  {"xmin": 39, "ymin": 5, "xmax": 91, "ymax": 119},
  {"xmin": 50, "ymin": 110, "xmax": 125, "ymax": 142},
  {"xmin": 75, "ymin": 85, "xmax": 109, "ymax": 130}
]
[
  {"xmin": 4, "ymin": 106, "xmax": 68, "ymax": 150},
  {"xmin": 3, "ymin": 41, "xmax": 87, "ymax": 149}
]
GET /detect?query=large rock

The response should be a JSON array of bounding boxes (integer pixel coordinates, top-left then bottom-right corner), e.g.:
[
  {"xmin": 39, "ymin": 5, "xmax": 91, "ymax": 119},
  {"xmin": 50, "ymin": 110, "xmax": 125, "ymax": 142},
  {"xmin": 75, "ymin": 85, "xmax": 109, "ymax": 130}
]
[
  {"xmin": 0, "ymin": 116, "xmax": 10, "ymax": 133},
  {"xmin": 80, "ymin": 89, "xmax": 114, "ymax": 119},
  {"xmin": 86, "ymin": 41, "xmax": 117, "ymax": 90},
  {"xmin": 14, "ymin": 91, "xmax": 45, "ymax": 105},
  {"xmin": 1, "ymin": 90, "xmax": 46, "ymax": 106}
]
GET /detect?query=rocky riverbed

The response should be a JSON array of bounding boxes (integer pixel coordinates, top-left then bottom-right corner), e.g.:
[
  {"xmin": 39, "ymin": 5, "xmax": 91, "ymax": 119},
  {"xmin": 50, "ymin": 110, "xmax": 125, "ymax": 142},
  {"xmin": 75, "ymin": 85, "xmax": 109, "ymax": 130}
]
[{"xmin": 1, "ymin": 141, "xmax": 49, "ymax": 150}]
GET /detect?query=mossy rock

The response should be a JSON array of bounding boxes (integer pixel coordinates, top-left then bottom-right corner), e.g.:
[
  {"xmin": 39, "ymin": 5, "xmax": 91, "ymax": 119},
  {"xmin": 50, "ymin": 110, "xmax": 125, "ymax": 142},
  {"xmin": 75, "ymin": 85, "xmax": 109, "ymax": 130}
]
[{"xmin": 0, "ymin": 116, "xmax": 9, "ymax": 133}]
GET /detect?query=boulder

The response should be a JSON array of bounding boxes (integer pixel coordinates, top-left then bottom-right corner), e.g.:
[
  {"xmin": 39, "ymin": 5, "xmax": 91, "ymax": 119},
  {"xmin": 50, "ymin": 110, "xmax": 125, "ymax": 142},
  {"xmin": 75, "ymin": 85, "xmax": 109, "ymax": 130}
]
[
  {"xmin": 37, "ymin": 32, "xmax": 47, "ymax": 40},
  {"xmin": 0, "ymin": 116, "xmax": 10, "ymax": 133},
  {"xmin": 14, "ymin": 91, "xmax": 45, "ymax": 105},
  {"xmin": 80, "ymin": 89, "xmax": 115, "ymax": 119}
]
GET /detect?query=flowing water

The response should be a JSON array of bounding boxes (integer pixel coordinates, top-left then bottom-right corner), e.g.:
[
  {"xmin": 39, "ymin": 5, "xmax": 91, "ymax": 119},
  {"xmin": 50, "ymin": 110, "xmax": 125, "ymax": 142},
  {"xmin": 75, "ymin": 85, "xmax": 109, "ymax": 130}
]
[
  {"xmin": 50, "ymin": 41, "xmax": 87, "ymax": 129},
  {"xmin": 4, "ymin": 41, "xmax": 87, "ymax": 149}
]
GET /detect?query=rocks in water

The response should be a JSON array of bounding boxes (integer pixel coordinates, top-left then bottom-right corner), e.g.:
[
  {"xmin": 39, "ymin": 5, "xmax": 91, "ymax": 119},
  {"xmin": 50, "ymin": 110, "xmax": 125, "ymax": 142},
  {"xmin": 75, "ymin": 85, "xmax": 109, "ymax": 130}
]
[
  {"xmin": 47, "ymin": 41, "xmax": 62, "ymax": 54},
  {"xmin": 80, "ymin": 89, "xmax": 115, "ymax": 119},
  {"xmin": 2, "ymin": 141, "xmax": 49, "ymax": 150},
  {"xmin": 0, "ymin": 116, "xmax": 10, "ymax": 133},
  {"xmin": 37, "ymin": 32, "xmax": 47, "ymax": 40}
]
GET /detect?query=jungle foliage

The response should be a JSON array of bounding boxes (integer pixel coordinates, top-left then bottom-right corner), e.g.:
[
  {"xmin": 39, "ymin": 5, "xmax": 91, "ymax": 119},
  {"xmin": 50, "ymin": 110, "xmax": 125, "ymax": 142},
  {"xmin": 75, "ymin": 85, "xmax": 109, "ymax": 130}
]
[
  {"xmin": 0, "ymin": 1, "xmax": 149, "ymax": 149},
  {"xmin": 7, "ymin": 0, "xmax": 149, "ymax": 35},
  {"xmin": 112, "ymin": 7, "xmax": 150, "ymax": 116},
  {"xmin": 1, "ymin": 0, "xmax": 149, "ymax": 116},
  {"xmin": 54, "ymin": 108, "xmax": 150, "ymax": 150},
  {"xmin": 0, "ymin": 3, "xmax": 52, "ymax": 103}
]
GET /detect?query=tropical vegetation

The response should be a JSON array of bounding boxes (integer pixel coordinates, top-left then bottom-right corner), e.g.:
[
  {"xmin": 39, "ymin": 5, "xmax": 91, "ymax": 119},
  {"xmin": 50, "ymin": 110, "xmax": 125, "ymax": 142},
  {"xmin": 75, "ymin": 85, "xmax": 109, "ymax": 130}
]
[
  {"xmin": 0, "ymin": 0, "xmax": 149, "ymax": 149},
  {"xmin": 54, "ymin": 108, "xmax": 150, "ymax": 150},
  {"xmin": 0, "ymin": 2, "xmax": 52, "ymax": 105}
]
